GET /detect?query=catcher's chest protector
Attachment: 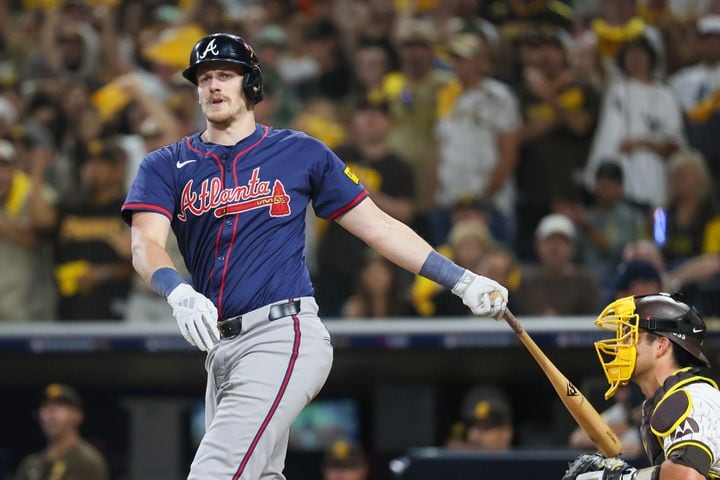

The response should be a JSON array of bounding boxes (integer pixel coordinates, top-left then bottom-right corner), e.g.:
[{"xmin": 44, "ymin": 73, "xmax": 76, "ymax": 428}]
[{"xmin": 640, "ymin": 368, "xmax": 718, "ymax": 465}]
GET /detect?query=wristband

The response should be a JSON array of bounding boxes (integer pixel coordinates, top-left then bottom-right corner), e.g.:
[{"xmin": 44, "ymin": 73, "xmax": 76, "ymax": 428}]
[
  {"xmin": 419, "ymin": 250, "xmax": 465, "ymax": 290},
  {"xmin": 151, "ymin": 267, "xmax": 187, "ymax": 298}
]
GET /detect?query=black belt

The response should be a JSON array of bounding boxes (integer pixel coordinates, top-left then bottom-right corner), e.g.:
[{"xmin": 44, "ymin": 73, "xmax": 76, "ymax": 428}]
[{"xmin": 218, "ymin": 299, "xmax": 301, "ymax": 340}]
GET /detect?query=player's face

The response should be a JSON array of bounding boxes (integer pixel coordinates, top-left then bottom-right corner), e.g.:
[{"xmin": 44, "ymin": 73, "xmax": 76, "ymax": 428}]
[
  {"xmin": 631, "ymin": 331, "xmax": 657, "ymax": 382},
  {"xmin": 466, "ymin": 424, "xmax": 513, "ymax": 451},
  {"xmin": 38, "ymin": 403, "xmax": 82, "ymax": 440},
  {"xmin": 196, "ymin": 62, "xmax": 248, "ymax": 125}
]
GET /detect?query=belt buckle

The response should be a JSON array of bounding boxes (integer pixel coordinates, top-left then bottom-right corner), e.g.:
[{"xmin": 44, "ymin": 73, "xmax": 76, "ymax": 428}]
[{"xmin": 218, "ymin": 315, "xmax": 242, "ymax": 340}]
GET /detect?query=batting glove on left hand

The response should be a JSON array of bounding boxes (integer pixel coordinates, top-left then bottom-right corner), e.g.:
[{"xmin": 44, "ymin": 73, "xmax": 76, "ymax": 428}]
[
  {"xmin": 167, "ymin": 284, "xmax": 220, "ymax": 352},
  {"xmin": 451, "ymin": 270, "xmax": 508, "ymax": 319}
]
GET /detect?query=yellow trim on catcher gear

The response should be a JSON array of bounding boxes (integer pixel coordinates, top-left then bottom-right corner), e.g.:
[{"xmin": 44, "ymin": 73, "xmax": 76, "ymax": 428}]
[
  {"xmin": 662, "ymin": 369, "xmax": 719, "ymax": 397},
  {"xmin": 650, "ymin": 389, "xmax": 691, "ymax": 437},
  {"xmin": 649, "ymin": 369, "xmax": 719, "ymax": 455},
  {"xmin": 593, "ymin": 296, "xmax": 639, "ymax": 399},
  {"xmin": 667, "ymin": 440, "xmax": 714, "ymax": 466}
]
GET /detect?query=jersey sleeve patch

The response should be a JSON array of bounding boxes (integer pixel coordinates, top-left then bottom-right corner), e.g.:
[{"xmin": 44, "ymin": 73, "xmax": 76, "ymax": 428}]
[
  {"xmin": 651, "ymin": 389, "xmax": 691, "ymax": 437},
  {"xmin": 310, "ymin": 145, "xmax": 368, "ymax": 219},
  {"xmin": 343, "ymin": 166, "xmax": 360, "ymax": 184},
  {"xmin": 667, "ymin": 441, "xmax": 714, "ymax": 476}
]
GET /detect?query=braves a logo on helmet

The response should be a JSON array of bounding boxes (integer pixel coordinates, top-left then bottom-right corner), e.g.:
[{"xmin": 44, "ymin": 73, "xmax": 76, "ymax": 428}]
[
  {"xmin": 198, "ymin": 39, "xmax": 220, "ymax": 60},
  {"xmin": 178, "ymin": 167, "xmax": 291, "ymax": 221}
]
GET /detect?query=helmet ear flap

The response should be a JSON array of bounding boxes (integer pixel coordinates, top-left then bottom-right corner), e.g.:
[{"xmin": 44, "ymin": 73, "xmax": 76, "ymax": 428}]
[{"xmin": 243, "ymin": 65, "xmax": 264, "ymax": 104}]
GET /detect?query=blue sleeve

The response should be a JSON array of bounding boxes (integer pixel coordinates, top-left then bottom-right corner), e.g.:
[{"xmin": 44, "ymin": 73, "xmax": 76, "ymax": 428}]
[
  {"xmin": 310, "ymin": 147, "xmax": 368, "ymax": 220},
  {"xmin": 121, "ymin": 147, "xmax": 177, "ymax": 225}
]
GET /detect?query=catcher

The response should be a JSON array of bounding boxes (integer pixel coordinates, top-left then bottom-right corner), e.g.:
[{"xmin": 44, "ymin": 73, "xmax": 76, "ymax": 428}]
[{"xmin": 563, "ymin": 293, "xmax": 720, "ymax": 480}]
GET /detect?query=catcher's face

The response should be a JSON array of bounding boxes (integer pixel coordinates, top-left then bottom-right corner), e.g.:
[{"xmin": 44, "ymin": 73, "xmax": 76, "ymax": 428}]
[{"xmin": 197, "ymin": 62, "xmax": 249, "ymax": 125}]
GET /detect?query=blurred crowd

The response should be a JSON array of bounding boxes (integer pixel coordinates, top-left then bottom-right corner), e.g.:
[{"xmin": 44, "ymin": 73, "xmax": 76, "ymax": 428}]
[{"xmin": 1, "ymin": 0, "xmax": 720, "ymax": 322}]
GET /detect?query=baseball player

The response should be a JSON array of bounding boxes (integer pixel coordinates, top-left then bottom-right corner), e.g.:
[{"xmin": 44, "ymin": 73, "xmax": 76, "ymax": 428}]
[
  {"xmin": 562, "ymin": 293, "xmax": 720, "ymax": 480},
  {"xmin": 121, "ymin": 33, "xmax": 508, "ymax": 480}
]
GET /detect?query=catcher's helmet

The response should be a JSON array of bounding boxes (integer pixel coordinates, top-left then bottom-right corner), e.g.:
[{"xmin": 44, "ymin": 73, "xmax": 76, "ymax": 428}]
[
  {"xmin": 593, "ymin": 293, "xmax": 710, "ymax": 399},
  {"xmin": 182, "ymin": 33, "xmax": 264, "ymax": 104},
  {"xmin": 635, "ymin": 293, "xmax": 710, "ymax": 368}
]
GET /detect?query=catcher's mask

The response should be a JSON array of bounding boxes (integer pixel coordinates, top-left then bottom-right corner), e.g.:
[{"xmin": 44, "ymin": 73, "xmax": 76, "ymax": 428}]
[{"xmin": 594, "ymin": 293, "xmax": 710, "ymax": 399}]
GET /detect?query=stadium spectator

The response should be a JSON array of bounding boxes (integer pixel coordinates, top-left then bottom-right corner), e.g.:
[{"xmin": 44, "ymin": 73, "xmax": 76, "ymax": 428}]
[
  {"xmin": 515, "ymin": 213, "xmax": 600, "ymax": 315},
  {"xmin": 585, "ymin": 35, "xmax": 683, "ymax": 210},
  {"xmin": 30, "ymin": 139, "xmax": 132, "ymax": 321},
  {"xmin": 342, "ymin": 251, "xmax": 414, "ymax": 319},
  {"xmin": 0, "ymin": 140, "xmax": 53, "ymax": 321},
  {"xmin": 614, "ymin": 260, "xmax": 663, "ymax": 298},
  {"xmin": 446, "ymin": 385, "xmax": 514, "ymax": 451},
  {"xmin": 514, "ymin": 31, "xmax": 599, "ymax": 259},
  {"xmin": 322, "ymin": 440, "xmax": 368, "ymax": 480},
  {"xmin": 433, "ymin": 32, "xmax": 519, "ymax": 245},
  {"xmin": 661, "ymin": 149, "xmax": 720, "ymax": 263},
  {"xmin": 315, "ymin": 99, "xmax": 415, "ymax": 316},
  {"xmin": 14, "ymin": 383, "xmax": 109, "ymax": 480},
  {"xmin": 384, "ymin": 19, "xmax": 453, "ymax": 215},
  {"xmin": 568, "ymin": 161, "xmax": 647, "ymax": 282},
  {"xmin": 669, "ymin": 15, "xmax": 720, "ymax": 199}
]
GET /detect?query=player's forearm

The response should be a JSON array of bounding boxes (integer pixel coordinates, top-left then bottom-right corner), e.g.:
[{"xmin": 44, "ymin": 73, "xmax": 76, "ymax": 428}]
[
  {"xmin": 363, "ymin": 212, "xmax": 432, "ymax": 274},
  {"xmin": 130, "ymin": 231, "xmax": 178, "ymax": 286}
]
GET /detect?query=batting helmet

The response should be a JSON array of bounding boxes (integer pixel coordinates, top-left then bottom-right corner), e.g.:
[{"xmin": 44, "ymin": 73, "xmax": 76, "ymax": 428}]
[{"xmin": 182, "ymin": 33, "xmax": 264, "ymax": 104}]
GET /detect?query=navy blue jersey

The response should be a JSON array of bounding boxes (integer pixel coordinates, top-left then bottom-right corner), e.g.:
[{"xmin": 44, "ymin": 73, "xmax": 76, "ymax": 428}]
[{"xmin": 122, "ymin": 124, "xmax": 368, "ymax": 319}]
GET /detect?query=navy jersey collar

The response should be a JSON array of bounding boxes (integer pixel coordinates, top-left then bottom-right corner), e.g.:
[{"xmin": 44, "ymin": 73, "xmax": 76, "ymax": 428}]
[{"xmin": 194, "ymin": 123, "xmax": 267, "ymax": 151}]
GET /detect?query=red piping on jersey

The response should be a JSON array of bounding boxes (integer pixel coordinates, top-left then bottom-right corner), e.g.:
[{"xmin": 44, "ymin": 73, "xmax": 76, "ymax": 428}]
[
  {"xmin": 327, "ymin": 189, "xmax": 369, "ymax": 221},
  {"xmin": 185, "ymin": 136, "xmax": 227, "ymax": 302},
  {"xmin": 122, "ymin": 203, "xmax": 173, "ymax": 220},
  {"xmin": 216, "ymin": 125, "xmax": 269, "ymax": 317},
  {"xmin": 233, "ymin": 306, "xmax": 300, "ymax": 480}
]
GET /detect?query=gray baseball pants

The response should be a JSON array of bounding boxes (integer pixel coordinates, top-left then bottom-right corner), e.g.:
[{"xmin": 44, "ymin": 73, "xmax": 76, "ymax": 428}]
[{"xmin": 188, "ymin": 296, "xmax": 333, "ymax": 479}]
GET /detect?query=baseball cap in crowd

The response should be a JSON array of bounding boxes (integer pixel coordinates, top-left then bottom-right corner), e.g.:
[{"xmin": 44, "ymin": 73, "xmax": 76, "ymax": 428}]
[
  {"xmin": 615, "ymin": 260, "xmax": 662, "ymax": 293},
  {"xmin": 82, "ymin": 138, "xmax": 126, "ymax": 164},
  {"xmin": 323, "ymin": 440, "xmax": 367, "ymax": 469},
  {"xmin": 447, "ymin": 33, "xmax": 484, "ymax": 59},
  {"xmin": 468, "ymin": 398, "xmax": 512, "ymax": 429},
  {"xmin": 397, "ymin": 20, "xmax": 437, "ymax": 46},
  {"xmin": 697, "ymin": 15, "xmax": 720, "ymax": 35},
  {"xmin": 0, "ymin": 139, "xmax": 16, "ymax": 163},
  {"xmin": 595, "ymin": 161, "xmax": 624, "ymax": 182},
  {"xmin": 535, "ymin": 214, "xmax": 576, "ymax": 241},
  {"xmin": 255, "ymin": 25, "xmax": 288, "ymax": 48},
  {"xmin": 41, "ymin": 383, "xmax": 82, "ymax": 409}
]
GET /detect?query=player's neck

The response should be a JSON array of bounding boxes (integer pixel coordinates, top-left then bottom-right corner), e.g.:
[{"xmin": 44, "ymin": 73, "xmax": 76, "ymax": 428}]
[
  {"xmin": 202, "ymin": 114, "xmax": 257, "ymax": 146},
  {"xmin": 46, "ymin": 431, "xmax": 79, "ymax": 460}
]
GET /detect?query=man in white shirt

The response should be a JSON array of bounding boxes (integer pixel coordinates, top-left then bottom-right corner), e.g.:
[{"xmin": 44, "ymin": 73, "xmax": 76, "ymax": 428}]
[{"xmin": 435, "ymin": 32, "xmax": 519, "ymax": 240}]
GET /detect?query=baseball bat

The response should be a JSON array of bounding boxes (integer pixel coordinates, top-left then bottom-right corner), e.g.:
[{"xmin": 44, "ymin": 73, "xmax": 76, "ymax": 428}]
[{"xmin": 502, "ymin": 309, "xmax": 622, "ymax": 457}]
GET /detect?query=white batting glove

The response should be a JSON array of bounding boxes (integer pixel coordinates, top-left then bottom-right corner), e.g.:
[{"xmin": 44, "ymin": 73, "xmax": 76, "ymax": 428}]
[
  {"xmin": 451, "ymin": 270, "xmax": 508, "ymax": 320},
  {"xmin": 166, "ymin": 284, "xmax": 220, "ymax": 351}
]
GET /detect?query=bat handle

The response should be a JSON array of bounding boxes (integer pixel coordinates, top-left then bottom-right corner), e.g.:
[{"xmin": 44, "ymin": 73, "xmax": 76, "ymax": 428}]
[{"xmin": 502, "ymin": 310, "xmax": 524, "ymax": 335}]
